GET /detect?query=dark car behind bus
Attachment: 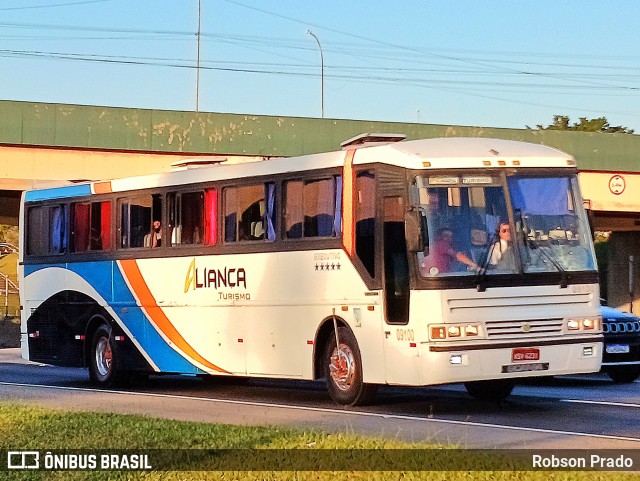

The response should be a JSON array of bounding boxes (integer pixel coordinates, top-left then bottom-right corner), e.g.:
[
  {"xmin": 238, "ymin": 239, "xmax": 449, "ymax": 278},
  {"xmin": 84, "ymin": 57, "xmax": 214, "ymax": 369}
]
[{"xmin": 600, "ymin": 305, "xmax": 640, "ymax": 383}]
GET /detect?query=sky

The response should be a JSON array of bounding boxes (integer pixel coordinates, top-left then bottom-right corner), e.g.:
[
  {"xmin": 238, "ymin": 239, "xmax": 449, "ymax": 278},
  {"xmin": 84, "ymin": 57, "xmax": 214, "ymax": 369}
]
[{"xmin": 1, "ymin": 0, "xmax": 640, "ymax": 132}]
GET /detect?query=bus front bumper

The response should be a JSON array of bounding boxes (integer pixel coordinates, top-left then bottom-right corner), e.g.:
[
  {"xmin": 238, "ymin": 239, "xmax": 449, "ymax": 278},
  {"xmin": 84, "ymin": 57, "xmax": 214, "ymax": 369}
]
[{"xmin": 419, "ymin": 336, "xmax": 602, "ymax": 385}]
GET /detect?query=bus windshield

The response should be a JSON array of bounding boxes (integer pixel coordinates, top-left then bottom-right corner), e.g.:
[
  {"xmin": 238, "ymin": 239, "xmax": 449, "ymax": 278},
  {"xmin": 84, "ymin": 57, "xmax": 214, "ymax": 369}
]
[
  {"xmin": 413, "ymin": 173, "xmax": 596, "ymax": 278},
  {"xmin": 509, "ymin": 175, "xmax": 596, "ymax": 273}
]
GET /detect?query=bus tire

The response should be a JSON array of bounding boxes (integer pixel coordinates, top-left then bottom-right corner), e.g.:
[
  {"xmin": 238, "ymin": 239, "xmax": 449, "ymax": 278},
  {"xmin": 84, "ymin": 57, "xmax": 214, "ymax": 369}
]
[
  {"xmin": 89, "ymin": 324, "xmax": 122, "ymax": 387},
  {"xmin": 324, "ymin": 326, "xmax": 377, "ymax": 406},
  {"xmin": 464, "ymin": 379, "xmax": 514, "ymax": 402}
]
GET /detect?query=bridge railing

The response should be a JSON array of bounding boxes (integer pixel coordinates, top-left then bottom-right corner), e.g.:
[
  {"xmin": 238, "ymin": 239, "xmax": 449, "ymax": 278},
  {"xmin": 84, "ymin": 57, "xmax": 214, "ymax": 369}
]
[
  {"xmin": 0, "ymin": 242, "xmax": 18, "ymax": 256},
  {"xmin": 0, "ymin": 271, "xmax": 19, "ymax": 319}
]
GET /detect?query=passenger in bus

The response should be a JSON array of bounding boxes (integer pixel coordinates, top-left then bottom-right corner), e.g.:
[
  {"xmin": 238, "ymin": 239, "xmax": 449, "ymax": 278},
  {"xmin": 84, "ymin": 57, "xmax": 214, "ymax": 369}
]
[
  {"xmin": 144, "ymin": 220, "xmax": 162, "ymax": 248},
  {"xmin": 421, "ymin": 227, "xmax": 478, "ymax": 275},
  {"xmin": 489, "ymin": 221, "xmax": 515, "ymax": 269}
]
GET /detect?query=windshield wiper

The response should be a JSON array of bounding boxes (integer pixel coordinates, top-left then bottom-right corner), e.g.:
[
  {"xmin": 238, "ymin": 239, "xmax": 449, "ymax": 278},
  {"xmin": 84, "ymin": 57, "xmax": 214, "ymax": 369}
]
[
  {"xmin": 527, "ymin": 239, "xmax": 569, "ymax": 288},
  {"xmin": 475, "ymin": 233, "xmax": 497, "ymax": 292},
  {"xmin": 517, "ymin": 211, "xmax": 569, "ymax": 288}
]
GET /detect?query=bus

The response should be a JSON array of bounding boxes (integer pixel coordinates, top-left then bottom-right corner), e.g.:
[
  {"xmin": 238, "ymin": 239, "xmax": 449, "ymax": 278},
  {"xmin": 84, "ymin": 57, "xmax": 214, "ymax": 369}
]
[{"xmin": 19, "ymin": 135, "xmax": 603, "ymax": 405}]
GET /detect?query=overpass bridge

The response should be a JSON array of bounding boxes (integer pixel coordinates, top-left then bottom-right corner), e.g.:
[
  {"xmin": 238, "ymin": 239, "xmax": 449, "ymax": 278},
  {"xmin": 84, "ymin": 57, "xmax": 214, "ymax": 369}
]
[{"xmin": 2, "ymin": 99, "xmax": 640, "ymax": 308}]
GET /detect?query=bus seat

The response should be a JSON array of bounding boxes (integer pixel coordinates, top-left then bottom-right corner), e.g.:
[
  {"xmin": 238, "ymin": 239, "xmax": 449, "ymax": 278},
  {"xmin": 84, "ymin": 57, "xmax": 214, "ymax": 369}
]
[
  {"xmin": 251, "ymin": 221, "xmax": 264, "ymax": 239},
  {"xmin": 171, "ymin": 225, "xmax": 182, "ymax": 245},
  {"xmin": 287, "ymin": 222, "xmax": 302, "ymax": 238}
]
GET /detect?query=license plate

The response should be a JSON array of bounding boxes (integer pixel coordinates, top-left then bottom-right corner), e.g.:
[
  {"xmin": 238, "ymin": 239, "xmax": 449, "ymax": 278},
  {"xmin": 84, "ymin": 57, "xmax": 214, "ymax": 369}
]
[
  {"xmin": 502, "ymin": 362, "xmax": 549, "ymax": 373},
  {"xmin": 512, "ymin": 348, "xmax": 540, "ymax": 362},
  {"xmin": 606, "ymin": 344, "xmax": 630, "ymax": 354}
]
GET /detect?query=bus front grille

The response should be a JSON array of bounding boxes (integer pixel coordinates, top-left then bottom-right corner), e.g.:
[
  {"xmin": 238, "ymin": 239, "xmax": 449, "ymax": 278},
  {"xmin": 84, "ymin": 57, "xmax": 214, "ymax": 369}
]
[{"xmin": 485, "ymin": 318, "xmax": 564, "ymax": 338}]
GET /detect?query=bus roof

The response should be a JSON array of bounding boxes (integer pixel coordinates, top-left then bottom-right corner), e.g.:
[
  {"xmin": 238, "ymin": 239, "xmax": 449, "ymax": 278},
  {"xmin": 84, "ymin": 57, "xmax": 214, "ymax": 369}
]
[{"xmin": 24, "ymin": 137, "xmax": 575, "ymax": 202}]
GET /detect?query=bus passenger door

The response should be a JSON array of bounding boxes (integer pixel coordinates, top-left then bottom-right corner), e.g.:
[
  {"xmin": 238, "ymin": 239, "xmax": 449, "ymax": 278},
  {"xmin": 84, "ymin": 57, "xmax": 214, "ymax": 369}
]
[
  {"xmin": 382, "ymin": 195, "xmax": 417, "ymax": 384},
  {"xmin": 383, "ymin": 196, "xmax": 410, "ymax": 325}
]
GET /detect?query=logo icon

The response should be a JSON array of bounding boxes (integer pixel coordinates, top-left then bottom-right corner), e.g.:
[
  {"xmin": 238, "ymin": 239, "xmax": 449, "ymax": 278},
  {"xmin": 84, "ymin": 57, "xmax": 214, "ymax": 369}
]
[{"xmin": 7, "ymin": 451, "xmax": 39, "ymax": 470}]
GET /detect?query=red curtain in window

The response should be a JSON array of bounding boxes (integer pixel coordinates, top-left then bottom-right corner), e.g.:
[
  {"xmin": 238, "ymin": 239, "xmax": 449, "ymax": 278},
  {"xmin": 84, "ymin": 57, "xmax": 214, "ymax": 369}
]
[
  {"xmin": 101, "ymin": 202, "xmax": 112, "ymax": 250},
  {"xmin": 204, "ymin": 189, "xmax": 217, "ymax": 245},
  {"xmin": 74, "ymin": 203, "xmax": 90, "ymax": 252}
]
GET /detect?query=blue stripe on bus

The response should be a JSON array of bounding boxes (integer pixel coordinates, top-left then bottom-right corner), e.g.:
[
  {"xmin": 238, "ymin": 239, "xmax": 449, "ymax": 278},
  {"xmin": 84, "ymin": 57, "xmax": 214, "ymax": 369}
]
[
  {"xmin": 110, "ymin": 263, "xmax": 202, "ymax": 374},
  {"xmin": 24, "ymin": 262, "xmax": 202, "ymax": 374},
  {"xmin": 25, "ymin": 184, "xmax": 92, "ymax": 202}
]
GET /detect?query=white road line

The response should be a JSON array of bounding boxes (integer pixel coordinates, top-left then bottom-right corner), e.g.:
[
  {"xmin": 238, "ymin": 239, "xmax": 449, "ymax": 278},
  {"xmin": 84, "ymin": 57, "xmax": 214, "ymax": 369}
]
[
  {"xmin": 560, "ymin": 399, "xmax": 640, "ymax": 409},
  {"xmin": 1, "ymin": 381, "xmax": 640, "ymax": 443}
]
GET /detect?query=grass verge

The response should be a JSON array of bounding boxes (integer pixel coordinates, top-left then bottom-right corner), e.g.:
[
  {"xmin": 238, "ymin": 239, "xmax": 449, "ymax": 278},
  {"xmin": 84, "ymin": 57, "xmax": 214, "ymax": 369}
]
[{"xmin": 0, "ymin": 402, "xmax": 633, "ymax": 480}]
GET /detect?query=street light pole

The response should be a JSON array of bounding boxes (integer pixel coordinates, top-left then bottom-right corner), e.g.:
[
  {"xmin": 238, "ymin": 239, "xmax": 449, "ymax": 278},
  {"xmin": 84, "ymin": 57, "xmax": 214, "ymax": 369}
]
[
  {"xmin": 196, "ymin": 0, "xmax": 202, "ymax": 112},
  {"xmin": 307, "ymin": 30, "xmax": 324, "ymax": 118}
]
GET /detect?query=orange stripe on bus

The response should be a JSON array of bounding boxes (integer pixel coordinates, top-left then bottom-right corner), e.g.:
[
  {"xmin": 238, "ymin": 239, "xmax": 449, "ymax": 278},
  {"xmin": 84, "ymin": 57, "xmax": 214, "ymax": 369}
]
[
  {"xmin": 92, "ymin": 181, "xmax": 112, "ymax": 194},
  {"xmin": 119, "ymin": 259, "xmax": 230, "ymax": 374},
  {"xmin": 342, "ymin": 149, "xmax": 356, "ymax": 256}
]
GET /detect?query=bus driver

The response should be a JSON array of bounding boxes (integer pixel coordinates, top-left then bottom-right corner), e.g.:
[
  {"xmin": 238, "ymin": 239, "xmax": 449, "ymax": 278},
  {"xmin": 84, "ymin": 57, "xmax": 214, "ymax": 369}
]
[{"xmin": 421, "ymin": 227, "xmax": 478, "ymax": 275}]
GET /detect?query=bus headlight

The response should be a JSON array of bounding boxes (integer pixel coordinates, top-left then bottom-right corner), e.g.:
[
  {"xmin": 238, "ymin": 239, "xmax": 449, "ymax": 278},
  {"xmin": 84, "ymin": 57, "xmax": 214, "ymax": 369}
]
[
  {"xmin": 465, "ymin": 325, "xmax": 479, "ymax": 336},
  {"xmin": 567, "ymin": 317, "xmax": 601, "ymax": 332},
  {"xmin": 567, "ymin": 319, "xmax": 581, "ymax": 330},
  {"xmin": 430, "ymin": 323, "xmax": 482, "ymax": 340}
]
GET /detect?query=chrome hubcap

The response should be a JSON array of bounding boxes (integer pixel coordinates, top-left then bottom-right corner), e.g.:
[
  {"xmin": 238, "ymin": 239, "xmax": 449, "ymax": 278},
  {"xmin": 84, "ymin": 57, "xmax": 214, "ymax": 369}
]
[
  {"xmin": 95, "ymin": 337, "xmax": 112, "ymax": 377},
  {"xmin": 329, "ymin": 344, "xmax": 356, "ymax": 391}
]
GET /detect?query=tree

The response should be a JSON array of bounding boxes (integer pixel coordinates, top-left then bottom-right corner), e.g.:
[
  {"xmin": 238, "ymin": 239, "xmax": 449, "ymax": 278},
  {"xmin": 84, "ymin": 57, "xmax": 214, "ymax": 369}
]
[{"xmin": 531, "ymin": 115, "xmax": 634, "ymax": 134}]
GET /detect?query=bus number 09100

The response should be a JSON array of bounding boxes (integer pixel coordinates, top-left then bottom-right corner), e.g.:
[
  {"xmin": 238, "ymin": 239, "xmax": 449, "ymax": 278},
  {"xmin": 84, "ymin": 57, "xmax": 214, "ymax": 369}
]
[{"xmin": 396, "ymin": 329, "xmax": 415, "ymax": 342}]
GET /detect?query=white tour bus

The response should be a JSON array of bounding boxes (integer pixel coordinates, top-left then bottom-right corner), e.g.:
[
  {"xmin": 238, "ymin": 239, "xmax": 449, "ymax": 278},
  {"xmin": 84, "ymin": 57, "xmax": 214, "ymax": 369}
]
[{"xmin": 19, "ymin": 135, "xmax": 602, "ymax": 405}]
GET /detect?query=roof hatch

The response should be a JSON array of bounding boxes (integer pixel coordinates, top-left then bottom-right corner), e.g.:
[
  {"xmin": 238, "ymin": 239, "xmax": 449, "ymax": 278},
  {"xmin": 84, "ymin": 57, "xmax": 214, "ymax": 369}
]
[{"xmin": 340, "ymin": 133, "xmax": 406, "ymax": 150}]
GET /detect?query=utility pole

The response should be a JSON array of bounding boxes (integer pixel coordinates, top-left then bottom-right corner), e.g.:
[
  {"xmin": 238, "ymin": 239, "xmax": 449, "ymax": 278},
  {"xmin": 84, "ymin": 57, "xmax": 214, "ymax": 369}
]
[
  {"xmin": 196, "ymin": 0, "xmax": 202, "ymax": 112},
  {"xmin": 307, "ymin": 30, "xmax": 324, "ymax": 118}
]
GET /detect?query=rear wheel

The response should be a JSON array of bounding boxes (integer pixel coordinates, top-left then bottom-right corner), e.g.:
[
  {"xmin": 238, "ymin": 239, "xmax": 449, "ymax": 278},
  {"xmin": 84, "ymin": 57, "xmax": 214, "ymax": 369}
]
[
  {"xmin": 89, "ymin": 324, "xmax": 122, "ymax": 387},
  {"xmin": 324, "ymin": 326, "xmax": 377, "ymax": 406},
  {"xmin": 607, "ymin": 366, "xmax": 640, "ymax": 384},
  {"xmin": 464, "ymin": 379, "xmax": 514, "ymax": 402}
]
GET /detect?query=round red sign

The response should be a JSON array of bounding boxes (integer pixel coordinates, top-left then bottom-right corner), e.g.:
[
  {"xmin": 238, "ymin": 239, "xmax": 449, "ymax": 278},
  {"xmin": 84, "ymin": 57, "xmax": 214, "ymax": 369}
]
[{"xmin": 609, "ymin": 175, "xmax": 626, "ymax": 195}]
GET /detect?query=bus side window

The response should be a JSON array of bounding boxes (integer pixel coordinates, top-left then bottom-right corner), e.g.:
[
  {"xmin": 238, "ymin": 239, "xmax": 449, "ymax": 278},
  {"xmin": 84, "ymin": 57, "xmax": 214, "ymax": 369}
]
[
  {"xmin": 284, "ymin": 176, "xmax": 341, "ymax": 239},
  {"xmin": 224, "ymin": 183, "xmax": 275, "ymax": 242},
  {"xmin": 120, "ymin": 196, "xmax": 150, "ymax": 248},
  {"xmin": 72, "ymin": 201, "xmax": 111, "ymax": 252},
  {"xmin": 355, "ymin": 171, "xmax": 376, "ymax": 278},
  {"xmin": 26, "ymin": 206, "xmax": 49, "ymax": 256},
  {"xmin": 168, "ymin": 191, "xmax": 204, "ymax": 246},
  {"xmin": 26, "ymin": 204, "xmax": 69, "ymax": 256}
]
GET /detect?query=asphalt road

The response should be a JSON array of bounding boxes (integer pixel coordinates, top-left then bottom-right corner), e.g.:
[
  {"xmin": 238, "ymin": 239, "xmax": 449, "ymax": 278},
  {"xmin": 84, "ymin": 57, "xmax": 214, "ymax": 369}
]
[{"xmin": 1, "ymin": 348, "xmax": 639, "ymax": 449}]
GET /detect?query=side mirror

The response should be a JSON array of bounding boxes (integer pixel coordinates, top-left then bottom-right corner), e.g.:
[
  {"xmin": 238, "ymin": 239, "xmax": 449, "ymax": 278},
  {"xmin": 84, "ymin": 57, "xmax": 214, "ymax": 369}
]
[{"xmin": 406, "ymin": 208, "xmax": 427, "ymax": 253}]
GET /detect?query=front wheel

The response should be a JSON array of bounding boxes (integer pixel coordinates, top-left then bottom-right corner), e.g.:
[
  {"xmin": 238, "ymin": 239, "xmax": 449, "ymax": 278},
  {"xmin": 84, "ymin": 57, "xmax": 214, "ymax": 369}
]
[
  {"xmin": 324, "ymin": 326, "xmax": 377, "ymax": 406},
  {"xmin": 89, "ymin": 324, "xmax": 122, "ymax": 387},
  {"xmin": 464, "ymin": 379, "xmax": 514, "ymax": 402}
]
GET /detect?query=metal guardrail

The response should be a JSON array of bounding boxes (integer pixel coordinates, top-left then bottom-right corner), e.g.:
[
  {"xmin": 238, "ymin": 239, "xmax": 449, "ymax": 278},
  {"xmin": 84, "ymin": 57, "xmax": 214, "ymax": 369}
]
[
  {"xmin": 0, "ymin": 242, "xmax": 18, "ymax": 255},
  {"xmin": 0, "ymin": 272, "xmax": 19, "ymax": 319},
  {"xmin": 0, "ymin": 244, "xmax": 19, "ymax": 318},
  {"xmin": 0, "ymin": 272, "xmax": 18, "ymax": 293}
]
